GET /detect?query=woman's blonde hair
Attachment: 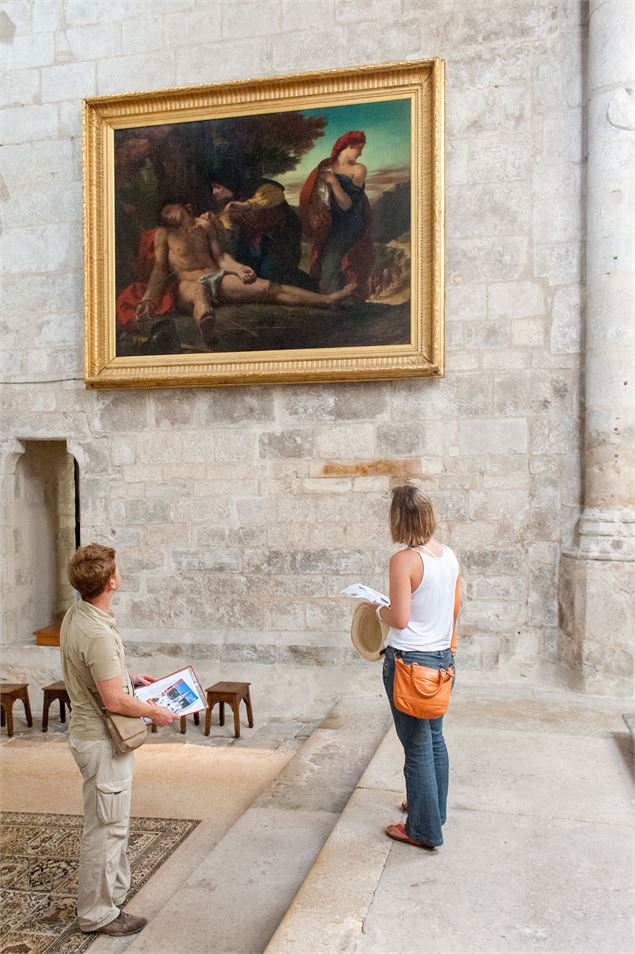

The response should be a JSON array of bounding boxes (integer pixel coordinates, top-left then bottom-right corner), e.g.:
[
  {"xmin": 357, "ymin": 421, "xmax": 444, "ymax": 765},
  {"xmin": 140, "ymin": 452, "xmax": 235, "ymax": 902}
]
[{"xmin": 390, "ymin": 484, "xmax": 437, "ymax": 545}]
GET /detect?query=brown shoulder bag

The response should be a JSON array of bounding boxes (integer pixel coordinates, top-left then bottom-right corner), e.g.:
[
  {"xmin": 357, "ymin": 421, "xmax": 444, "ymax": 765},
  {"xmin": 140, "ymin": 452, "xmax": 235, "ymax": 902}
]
[
  {"xmin": 87, "ymin": 674, "xmax": 149, "ymax": 754},
  {"xmin": 102, "ymin": 710, "xmax": 148, "ymax": 754}
]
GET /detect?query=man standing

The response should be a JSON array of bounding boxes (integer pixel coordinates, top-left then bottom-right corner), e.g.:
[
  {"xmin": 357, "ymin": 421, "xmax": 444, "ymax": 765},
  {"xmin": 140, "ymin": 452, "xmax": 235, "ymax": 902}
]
[{"xmin": 61, "ymin": 544, "xmax": 176, "ymax": 937}]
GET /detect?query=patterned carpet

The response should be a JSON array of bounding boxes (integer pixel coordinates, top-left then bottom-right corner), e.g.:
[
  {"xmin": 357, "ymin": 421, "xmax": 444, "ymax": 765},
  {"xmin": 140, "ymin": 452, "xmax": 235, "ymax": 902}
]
[{"xmin": 0, "ymin": 811, "xmax": 200, "ymax": 954}]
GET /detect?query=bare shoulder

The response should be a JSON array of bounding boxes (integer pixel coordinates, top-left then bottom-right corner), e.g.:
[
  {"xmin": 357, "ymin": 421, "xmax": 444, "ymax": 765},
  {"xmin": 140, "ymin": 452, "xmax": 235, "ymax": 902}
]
[
  {"xmin": 352, "ymin": 162, "xmax": 367, "ymax": 183},
  {"xmin": 389, "ymin": 548, "xmax": 419, "ymax": 568}
]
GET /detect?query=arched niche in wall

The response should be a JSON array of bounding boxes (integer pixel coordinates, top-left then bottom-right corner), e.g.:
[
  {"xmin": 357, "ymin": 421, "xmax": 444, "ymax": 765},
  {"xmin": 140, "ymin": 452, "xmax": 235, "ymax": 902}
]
[{"xmin": 10, "ymin": 440, "xmax": 80, "ymax": 643}]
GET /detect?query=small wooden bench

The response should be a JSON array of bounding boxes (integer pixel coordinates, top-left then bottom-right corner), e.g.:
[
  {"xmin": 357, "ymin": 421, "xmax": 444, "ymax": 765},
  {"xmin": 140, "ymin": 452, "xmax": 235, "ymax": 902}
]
[
  {"xmin": 41, "ymin": 681, "xmax": 71, "ymax": 732},
  {"xmin": 204, "ymin": 681, "xmax": 253, "ymax": 738},
  {"xmin": 0, "ymin": 683, "xmax": 33, "ymax": 737},
  {"xmin": 33, "ymin": 623, "xmax": 61, "ymax": 647}
]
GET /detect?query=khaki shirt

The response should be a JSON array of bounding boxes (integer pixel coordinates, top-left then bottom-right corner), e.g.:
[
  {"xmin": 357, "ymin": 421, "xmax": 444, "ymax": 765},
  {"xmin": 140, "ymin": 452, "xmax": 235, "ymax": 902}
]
[{"xmin": 60, "ymin": 599, "xmax": 133, "ymax": 740}]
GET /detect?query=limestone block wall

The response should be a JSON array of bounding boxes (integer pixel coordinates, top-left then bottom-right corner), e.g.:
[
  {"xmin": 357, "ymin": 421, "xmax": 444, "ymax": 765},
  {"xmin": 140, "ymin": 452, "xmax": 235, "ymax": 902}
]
[
  {"xmin": 13, "ymin": 440, "xmax": 76, "ymax": 634},
  {"xmin": 0, "ymin": 0, "xmax": 589, "ymax": 705}
]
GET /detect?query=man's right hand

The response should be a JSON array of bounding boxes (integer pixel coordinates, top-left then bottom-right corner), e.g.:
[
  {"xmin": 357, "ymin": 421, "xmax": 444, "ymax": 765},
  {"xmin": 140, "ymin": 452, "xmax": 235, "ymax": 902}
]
[
  {"xmin": 146, "ymin": 701, "xmax": 177, "ymax": 727},
  {"xmin": 236, "ymin": 265, "xmax": 256, "ymax": 284}
]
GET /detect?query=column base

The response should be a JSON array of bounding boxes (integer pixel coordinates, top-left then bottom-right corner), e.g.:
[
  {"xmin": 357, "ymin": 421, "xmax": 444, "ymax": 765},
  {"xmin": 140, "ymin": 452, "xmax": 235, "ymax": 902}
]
[{"xmin": 559, "ymin": 551, "xmax": 634, "ymax": 696}]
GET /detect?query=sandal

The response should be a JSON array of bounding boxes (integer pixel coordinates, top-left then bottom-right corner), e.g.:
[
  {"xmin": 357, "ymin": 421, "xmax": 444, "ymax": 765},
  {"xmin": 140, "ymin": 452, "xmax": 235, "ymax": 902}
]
[{"xmin": 385, "ymin": 823, "xmax": 436, "ymax": 850}]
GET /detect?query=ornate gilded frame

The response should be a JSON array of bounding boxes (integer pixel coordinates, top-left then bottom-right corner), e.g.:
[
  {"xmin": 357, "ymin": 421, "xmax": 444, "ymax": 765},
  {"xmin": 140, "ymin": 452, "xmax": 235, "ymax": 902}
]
[{"xmin": 83, "ymin": 59, "xmax": 445, "ymax": 389}]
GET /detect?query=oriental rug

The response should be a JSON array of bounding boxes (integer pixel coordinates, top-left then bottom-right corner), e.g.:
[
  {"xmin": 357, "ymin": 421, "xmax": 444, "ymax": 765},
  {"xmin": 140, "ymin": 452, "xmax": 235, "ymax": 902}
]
[{"xmin": 0, "ymin": 811, "xmax": 200, "ymax": 954}]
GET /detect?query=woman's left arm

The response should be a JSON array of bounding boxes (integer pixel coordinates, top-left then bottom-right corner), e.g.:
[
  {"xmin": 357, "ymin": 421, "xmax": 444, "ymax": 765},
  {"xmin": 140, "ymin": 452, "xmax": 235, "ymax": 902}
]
[{"xmin": 374, "ymin": 551, "xmax": 414, "ymax": 630}]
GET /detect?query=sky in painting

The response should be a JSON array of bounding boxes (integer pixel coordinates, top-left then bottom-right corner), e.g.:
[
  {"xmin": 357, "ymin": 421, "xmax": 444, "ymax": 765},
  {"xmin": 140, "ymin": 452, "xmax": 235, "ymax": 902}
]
[{"xmin": 278, "ymin": 97, "xmax": 411, "ymax": 204}]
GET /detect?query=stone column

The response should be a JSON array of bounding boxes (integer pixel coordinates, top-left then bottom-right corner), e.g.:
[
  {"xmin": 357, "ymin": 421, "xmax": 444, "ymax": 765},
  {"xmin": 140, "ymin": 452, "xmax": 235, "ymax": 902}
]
[
  {"xmin": 0, "ymin": 440, "xmax": 26, "ymax": 646},
  {"xmin": 559, "ymin": 0, "xmax": 635, "ymax": 694}
]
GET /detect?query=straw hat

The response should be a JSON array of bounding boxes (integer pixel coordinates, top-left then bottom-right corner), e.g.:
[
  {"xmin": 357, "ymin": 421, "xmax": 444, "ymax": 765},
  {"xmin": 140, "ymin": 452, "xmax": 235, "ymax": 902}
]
[{"xmin": 351, "ymin": 602, "xmax": 389, "ymax": 662}]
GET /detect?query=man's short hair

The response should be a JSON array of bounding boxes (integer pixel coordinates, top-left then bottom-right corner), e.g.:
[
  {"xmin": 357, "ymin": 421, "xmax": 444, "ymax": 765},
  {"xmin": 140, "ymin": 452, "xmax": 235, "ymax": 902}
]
[{"xmin": 67, "ymin": 544, "xmax": 116, "ymax": 601}]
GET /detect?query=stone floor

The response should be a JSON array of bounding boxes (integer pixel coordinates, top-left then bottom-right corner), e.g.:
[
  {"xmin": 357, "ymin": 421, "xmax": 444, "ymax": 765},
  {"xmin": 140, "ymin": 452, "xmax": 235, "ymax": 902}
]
[
  {"xmin": 0, "ymin": 719, "xmax": 302, "ymax": 820},
  {"xmin": 0, "ymin": 695, "xmax": 390, "ymax": 954},
  {"xmin": 1, "ymin": 686, "xmax": 633, "ymax": 954},
  {"xmin": 267, "ymin": 686, "xmax": 635, "ymax": 954}
]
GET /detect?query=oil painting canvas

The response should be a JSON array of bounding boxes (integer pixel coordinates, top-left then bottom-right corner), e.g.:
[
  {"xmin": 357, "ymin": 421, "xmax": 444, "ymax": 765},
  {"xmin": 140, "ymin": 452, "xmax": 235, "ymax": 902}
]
[{"xmin": 83, "ymin": 60, "xmax": 444, "ymax": 388}]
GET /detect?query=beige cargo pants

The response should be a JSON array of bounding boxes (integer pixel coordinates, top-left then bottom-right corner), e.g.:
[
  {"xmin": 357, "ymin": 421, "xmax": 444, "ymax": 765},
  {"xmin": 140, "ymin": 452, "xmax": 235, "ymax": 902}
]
[{"xmin": 69, "ymin": 736, "xmax": 134, "ymax": 931}]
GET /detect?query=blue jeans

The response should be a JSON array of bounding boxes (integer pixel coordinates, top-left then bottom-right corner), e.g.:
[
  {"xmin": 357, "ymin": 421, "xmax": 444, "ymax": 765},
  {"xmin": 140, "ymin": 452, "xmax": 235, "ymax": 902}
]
[{"xmin": 382, "ymin": 646, "xmax": 454, "ymax": 847}]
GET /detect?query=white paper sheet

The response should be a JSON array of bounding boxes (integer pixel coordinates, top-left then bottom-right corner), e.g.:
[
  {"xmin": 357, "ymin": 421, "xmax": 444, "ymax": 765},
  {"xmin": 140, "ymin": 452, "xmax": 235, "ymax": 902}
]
[{"xmin": 340, "ymin": 583, "xmax": 390, "ymax": 605}]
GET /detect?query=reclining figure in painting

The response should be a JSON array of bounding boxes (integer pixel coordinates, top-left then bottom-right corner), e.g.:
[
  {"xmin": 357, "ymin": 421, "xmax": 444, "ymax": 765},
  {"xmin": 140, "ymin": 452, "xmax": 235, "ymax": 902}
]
[{"xmin": 136, "ymin": 201, "xmax": 356, "ymax": 347}]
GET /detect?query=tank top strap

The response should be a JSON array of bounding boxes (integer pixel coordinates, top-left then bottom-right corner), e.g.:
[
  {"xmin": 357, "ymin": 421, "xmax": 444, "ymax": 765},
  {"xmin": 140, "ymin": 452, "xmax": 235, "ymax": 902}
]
[{"xmin": 411, "ymin": 543, "xmax": 445, "ymax": 559}]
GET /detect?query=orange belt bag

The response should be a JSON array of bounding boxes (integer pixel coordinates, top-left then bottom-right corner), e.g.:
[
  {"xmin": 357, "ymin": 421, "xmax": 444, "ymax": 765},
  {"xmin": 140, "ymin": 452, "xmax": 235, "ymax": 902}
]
[{"xmin": 393, "ymin": 657, "xmax": 455, "ymax": 719}]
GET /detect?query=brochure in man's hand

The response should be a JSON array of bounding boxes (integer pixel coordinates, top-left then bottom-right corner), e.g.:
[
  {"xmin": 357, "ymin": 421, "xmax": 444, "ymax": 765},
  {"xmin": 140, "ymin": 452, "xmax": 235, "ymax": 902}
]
[{"xmin": 135, "ymin": 666, "xmax": 208, "ymax": 719}]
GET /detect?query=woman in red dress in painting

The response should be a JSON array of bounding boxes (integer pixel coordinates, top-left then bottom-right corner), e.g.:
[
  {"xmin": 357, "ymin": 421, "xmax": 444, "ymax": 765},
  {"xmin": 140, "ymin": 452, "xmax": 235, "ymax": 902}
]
[{"xmin": 299, "ymin": 130, "xmax": 374, "ymax": 300}]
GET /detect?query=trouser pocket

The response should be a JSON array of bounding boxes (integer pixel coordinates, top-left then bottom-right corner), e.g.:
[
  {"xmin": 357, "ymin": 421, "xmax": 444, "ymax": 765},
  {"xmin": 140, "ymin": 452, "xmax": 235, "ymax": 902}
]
[
  {"xmin": 69, "ymin": 737, "xmax": 102, "ymax": 780},
  {"xmin": 96, "ymin": 779, "xmax": 132, "ymax": 824}
]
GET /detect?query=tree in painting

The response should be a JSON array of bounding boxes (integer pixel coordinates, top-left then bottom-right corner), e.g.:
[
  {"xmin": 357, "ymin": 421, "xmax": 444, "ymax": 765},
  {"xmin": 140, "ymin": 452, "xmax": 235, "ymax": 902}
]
[{"xmin": 114, "ymin": 101, "xmax": 411, "ymax": 357}]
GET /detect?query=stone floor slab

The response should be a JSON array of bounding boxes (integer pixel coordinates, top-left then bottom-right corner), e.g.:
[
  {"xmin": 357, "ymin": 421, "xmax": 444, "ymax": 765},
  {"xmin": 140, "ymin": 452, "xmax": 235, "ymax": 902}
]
[
  {"xmin": 355, "ymin": 807, "xmax": 634, "ymax": 954},
  {"xmin": 128, "ymin": 807, "xmax": 338, "ymax": 954},
  {"xmin": 448, "ymin": 724, "xmax": 635, "ymax": 825},
  {"xmin": 123, "ymin": 696, "xmax": 390, "ymax": 954},
  {"xmin": 0, "ymin": 738, "xmax": 292, "ymax": 820},
  {"xmin": 273, "ymin": 788, "xmax": 395, "ymax": 922},
  {"xmin": 266, "ymin": 911, "xmax": 362, "ymax": 954},
  {"xmin": 267, "ymin": 692, "xmax": 634, "ymax": 954},
  {"xmin": 356, "ymin": 729, "xmax": 404, "ymax": 794}
]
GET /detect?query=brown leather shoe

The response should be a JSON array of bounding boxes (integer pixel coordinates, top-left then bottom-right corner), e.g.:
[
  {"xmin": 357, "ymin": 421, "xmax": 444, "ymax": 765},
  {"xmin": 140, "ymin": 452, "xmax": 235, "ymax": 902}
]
[{"xmin": 87, "ymin": 912, "xmax": 147, "ymax": 936}]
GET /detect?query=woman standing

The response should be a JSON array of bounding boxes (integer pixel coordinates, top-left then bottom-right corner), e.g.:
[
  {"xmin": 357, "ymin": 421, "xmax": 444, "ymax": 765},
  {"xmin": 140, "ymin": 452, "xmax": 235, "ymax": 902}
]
[
  {"xmin": 372, "ymin": 485, "xmax": 460, "ymax": 849},
  {"xmin": 299, "ymin": 130, "xmax": 374, "ymax": 299}
]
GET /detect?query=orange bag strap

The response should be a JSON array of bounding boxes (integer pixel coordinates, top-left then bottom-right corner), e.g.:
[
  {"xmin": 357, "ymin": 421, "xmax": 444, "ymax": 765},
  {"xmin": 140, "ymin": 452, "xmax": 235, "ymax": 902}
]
[
  {"xmin": 450, "ymin": 574, "xmax": 460, "ymax": 654},
  {"xmin": 408, "ymin": 666, "xmax": 446, "ymax": 698},
  {"xmin": 395, "ymin": 658, "xmax": 452, "ymax": 699}
]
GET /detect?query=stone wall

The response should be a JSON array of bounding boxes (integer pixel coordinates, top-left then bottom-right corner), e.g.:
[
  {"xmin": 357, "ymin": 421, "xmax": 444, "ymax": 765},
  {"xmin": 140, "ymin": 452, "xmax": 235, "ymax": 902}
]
[
  {"xmin": 13, "ymin": 440, "xmax": 76, "ymax": 633},
  {"xmin": 1, "ymin": 0, "xmax": 593, "ymax": 708}
]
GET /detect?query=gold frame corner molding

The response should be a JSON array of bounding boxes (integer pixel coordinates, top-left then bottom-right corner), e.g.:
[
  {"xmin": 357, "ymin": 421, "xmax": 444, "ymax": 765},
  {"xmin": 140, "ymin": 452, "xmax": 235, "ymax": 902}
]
[{"xmin": 82, "ymin": 58, "xmax": 445, "ymax": 390}]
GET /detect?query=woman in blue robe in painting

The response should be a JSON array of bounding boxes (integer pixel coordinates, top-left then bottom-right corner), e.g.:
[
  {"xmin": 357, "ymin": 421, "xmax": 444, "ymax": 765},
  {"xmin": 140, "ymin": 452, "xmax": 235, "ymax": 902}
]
[{"xmin": 299, "ymin": 130, "xmax": 374, "ymax": 301}]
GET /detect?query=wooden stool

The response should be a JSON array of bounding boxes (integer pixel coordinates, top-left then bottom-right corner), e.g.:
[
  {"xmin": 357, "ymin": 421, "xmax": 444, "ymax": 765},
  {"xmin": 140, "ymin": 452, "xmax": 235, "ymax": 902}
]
[
  {"xmin": 150, "ymin": 712, "xmax": 200, "ymax": 734},
  {"xmin": 33, "ymin": 622, "xmax": 61, "ymax": 647},
  {"xmin": 204, "ymin": 682, "xmax": 253, "ymax": 738},
  {"xmin": 0, "ymin": 683, "xmax": 33, "ymax": 737},
  {"xmin": 41, "ymin": 681, "xmax": 71, "ymax": 732}
]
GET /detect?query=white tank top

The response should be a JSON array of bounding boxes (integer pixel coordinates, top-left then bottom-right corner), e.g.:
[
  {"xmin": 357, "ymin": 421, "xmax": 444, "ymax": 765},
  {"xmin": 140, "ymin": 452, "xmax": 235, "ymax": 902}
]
[{"xmin": 386, "ymin": 545, "xmax": 460, "ymax": 652}]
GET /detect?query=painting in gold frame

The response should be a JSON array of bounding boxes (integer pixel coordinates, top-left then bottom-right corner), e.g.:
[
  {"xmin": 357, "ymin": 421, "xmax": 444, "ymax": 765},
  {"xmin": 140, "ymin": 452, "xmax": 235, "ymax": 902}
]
[{"xmin": 83, "ymin": 59, "xmax": 445, "ymax": 389}]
